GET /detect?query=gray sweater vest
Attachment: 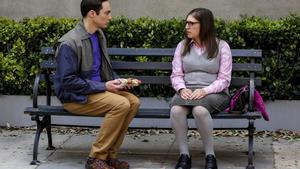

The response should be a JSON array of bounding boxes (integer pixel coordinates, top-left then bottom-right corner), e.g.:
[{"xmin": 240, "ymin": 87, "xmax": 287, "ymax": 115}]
[{"xmin": 182, "ymin": 47, "xmax": 220, "ymax": 89}]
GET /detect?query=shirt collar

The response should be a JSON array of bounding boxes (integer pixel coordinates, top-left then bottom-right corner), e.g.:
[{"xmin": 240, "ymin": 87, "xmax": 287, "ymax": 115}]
[{"xmin": 189, "ymin": 39, "xmax": 201, "ymax": 48}]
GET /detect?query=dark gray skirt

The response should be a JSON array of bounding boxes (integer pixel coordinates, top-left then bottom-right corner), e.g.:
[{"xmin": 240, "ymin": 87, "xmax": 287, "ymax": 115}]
[{"xmin": 170, "ymin": 91, "xmax": 230, "ymax": 114}]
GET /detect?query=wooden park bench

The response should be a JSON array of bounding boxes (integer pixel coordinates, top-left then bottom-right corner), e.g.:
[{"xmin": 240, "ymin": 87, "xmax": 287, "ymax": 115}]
[{"xmin": 24, "ymin": 47, "xmax": 262, "ymax": 169}]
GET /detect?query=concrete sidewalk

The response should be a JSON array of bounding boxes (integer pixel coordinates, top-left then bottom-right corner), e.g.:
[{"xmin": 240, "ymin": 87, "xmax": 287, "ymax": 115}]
[{"xmin": 0, "ymin": 128, "xmax": 299, "ymax": 169}]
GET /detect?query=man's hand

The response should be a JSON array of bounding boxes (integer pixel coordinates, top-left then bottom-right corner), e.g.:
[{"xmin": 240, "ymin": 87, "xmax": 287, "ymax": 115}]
[
  {"xmin": 117, "ymin": 78, "xmax": 142, "ymax": 90},
  {"xmin": 180, "ymin": 88, "xmax": 193, "ymax": 100},
  {"xmin": 190, "ymin": 89, "xmax": 207, "ymax": 100},
  {"xmin": 105, "ymin": 79, "xmax": 124, "ymax": 92}
]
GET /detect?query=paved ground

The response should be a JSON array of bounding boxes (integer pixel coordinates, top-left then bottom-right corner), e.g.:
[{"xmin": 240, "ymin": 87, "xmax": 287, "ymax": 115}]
[{"xmin": 0, "ymin": 128, "xmax": 299, "ymax": 169}]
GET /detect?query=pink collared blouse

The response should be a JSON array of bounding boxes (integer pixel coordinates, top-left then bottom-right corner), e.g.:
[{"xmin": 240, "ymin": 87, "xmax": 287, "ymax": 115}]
[{"xmin": 170, "ymin": 40, "xmax": 232, "ymax": 94}]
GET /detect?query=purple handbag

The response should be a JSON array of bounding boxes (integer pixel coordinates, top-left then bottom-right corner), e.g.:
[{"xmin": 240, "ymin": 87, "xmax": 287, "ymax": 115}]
[{"xmin": 225, "ymin": 85, "xmax": 270, "ymax": 121}]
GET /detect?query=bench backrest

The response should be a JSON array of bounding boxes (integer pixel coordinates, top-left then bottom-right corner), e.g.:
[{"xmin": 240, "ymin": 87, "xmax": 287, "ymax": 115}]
[
  {"xmin": 40, "ymin": 47, "xmax": 262, "ymax": 87},
  {"xmin": 36, "ymin": 47, "xmax": 262, "ymax": 109}
]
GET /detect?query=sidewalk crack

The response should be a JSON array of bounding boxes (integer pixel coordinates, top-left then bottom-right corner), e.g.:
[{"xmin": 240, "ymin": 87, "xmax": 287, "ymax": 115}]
[{"xmin": 38, "ymin": 132, "xmax": 76, "ymax": 167}]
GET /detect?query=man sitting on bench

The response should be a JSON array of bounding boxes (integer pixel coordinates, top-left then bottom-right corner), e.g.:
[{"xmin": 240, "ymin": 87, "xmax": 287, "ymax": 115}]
[{"xmin": 54, "ymin": 0, "xmax": 140, "ymax": 169}]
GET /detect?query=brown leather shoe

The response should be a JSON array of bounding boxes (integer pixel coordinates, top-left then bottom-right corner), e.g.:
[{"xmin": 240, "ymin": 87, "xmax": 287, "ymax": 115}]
[
  {"xmin": 107, "ymin": 158, "xmax": 129, "ymax": 169},
  {"xmin": 85, "ymin": 157, "xmax": 115, "ymax": 169}
]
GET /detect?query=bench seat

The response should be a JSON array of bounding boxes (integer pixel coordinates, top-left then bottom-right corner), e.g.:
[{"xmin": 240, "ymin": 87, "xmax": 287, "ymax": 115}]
[{"xmin": 25, "ymin": 97, "xmax": 261, "ymax": 119}]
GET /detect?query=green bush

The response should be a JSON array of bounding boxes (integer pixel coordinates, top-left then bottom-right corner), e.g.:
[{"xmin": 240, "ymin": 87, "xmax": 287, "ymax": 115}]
[{"xmin": 0, "ymin": 15, "xmax": 299, "ymax": 100}]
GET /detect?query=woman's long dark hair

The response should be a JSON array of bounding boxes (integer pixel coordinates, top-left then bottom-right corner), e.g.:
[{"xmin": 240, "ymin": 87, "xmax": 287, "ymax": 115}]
[{"xmin": 182, "ymin": 8, "xmax": 219, "ymax": 59}]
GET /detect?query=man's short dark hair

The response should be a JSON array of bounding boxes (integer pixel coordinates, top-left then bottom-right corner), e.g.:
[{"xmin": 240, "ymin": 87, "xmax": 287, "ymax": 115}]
[{"xmin": 80, "ymin": 0, "xmax": 108, "ymax": 17}]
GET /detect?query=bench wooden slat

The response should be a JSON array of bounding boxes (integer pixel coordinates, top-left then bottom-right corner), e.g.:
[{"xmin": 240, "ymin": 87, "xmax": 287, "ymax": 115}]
[
  {"xmin": 113, "ymin": 61, "xmax": 262, "ymax": 71},
  {"xmin": 112, "ymin": 61, "xmax": 172, "ymax": 70},
  {"xmin": 107, "ymin": 48, "xmax": 262, "ymax": 58},
  {"xmin": 231, "ymin": 49, "xmax": 262, "ymax": 57},
  {"xmin": 116, "ymin": 76, "xmax": 262, "ymax": 86},
  {"xmin": 24, "ymin": 106, "xmax": 261, "ymax": 119},
  {"xmin": 41, "ymin": 47, "xmax": 262, "ymax": 58},
  {"xmin": 231, "ymin": 77, "xmax": 262, "ymax": 86},
  {"xmin": 41, "ymin": 60, "xmax": 262, "ymax": 72},
  {"xmin": 41, "ymin": 47, "xmax": 175, "ymax": 56},
  {"xmin": 233, "ymin": 63, "xmax": 262, "ymax": 71},
  {"xmin": 41, "ymin": 47, "xmax": 55, "ymax": 55},
  {"xmin": 108, "ymin": 48, "xmax": 175, "ymax": 56},
  {"xmin": 41, "ymin": 74, "xmax": 262, "ymax": 87},
  {"xmin": 40, "ymin": 60, "xmax": 56, "ymax": 69}
]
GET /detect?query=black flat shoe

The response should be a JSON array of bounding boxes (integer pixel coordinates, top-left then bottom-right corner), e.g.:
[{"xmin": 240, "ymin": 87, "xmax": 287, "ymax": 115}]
[
  {"xmin": 205, "ymin": 154, "xmax": 218, "ymax": 169},
  {"xmin": 175, "ymin": 154, "xmax": 191, "ymax": 169}
]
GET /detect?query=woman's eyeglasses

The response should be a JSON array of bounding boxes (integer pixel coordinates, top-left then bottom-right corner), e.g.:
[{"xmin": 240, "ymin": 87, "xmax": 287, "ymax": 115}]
[{"xmin": 185, "ymin": 21, "xmax": 200, "ymax": 27}]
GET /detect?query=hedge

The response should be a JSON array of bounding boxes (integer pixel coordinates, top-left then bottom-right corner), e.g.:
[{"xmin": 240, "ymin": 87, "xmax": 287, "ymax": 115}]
[{"xmin": 0, "ymin": 15, "xmax": 299, "ymax": 99}]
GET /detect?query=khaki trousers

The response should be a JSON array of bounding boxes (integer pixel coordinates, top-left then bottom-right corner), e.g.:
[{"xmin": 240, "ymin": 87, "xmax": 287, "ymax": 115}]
[{"xmin": 64, "ymin": 91, "xmax": 140, "ymax": 160}]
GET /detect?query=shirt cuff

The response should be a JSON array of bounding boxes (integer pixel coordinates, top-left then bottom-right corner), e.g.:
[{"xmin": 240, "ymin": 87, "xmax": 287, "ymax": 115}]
[{"xmin": 202, "ymin": 86, "xmax": 213, "ymax": 95}]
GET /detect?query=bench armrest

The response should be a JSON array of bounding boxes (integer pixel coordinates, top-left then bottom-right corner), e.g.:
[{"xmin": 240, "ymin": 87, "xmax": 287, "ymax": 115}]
[{"xmin": 32, "ymin": 71, "xmax": 53, "ymax": 108}]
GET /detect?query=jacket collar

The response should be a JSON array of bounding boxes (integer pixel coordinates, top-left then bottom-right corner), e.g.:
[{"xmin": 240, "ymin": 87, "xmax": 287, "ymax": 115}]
[{"xmin": 76, "ymin": 19, "xmax": 104, "ymax": 41}]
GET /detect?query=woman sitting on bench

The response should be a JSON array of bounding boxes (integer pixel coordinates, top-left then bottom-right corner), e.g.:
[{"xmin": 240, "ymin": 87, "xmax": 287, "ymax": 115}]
[{"xmin": 170, "ymin": 8, "xmax": 232, "ymax": 169}]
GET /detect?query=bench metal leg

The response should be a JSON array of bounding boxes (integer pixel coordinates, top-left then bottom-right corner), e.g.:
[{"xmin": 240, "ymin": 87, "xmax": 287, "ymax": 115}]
[
  {"xmin": 30, "ymin": 115, "xmax": 54, "ymax": 165},
  {"xmin": 45, "ymin": 116, "xmax": 55, "ymax": 150},
  {"xmin": 246, "ymin": 119, "xmax": 255, "ymax": 169},
  {"xmin": 30, "ymin": 115, "xmax": 43, "ymax": 165}
]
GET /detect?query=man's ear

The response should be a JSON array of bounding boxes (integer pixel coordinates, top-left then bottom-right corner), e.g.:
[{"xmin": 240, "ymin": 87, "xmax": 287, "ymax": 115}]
[{"xmin": 87, "ymin": 10, "xmax": 96, "ymax": 18}]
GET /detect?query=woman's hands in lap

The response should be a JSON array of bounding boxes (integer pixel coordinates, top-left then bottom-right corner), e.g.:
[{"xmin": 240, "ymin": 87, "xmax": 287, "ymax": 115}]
[{"xmin": 180, "ymin": 88, "xmax": 207, "ymax": 100}]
